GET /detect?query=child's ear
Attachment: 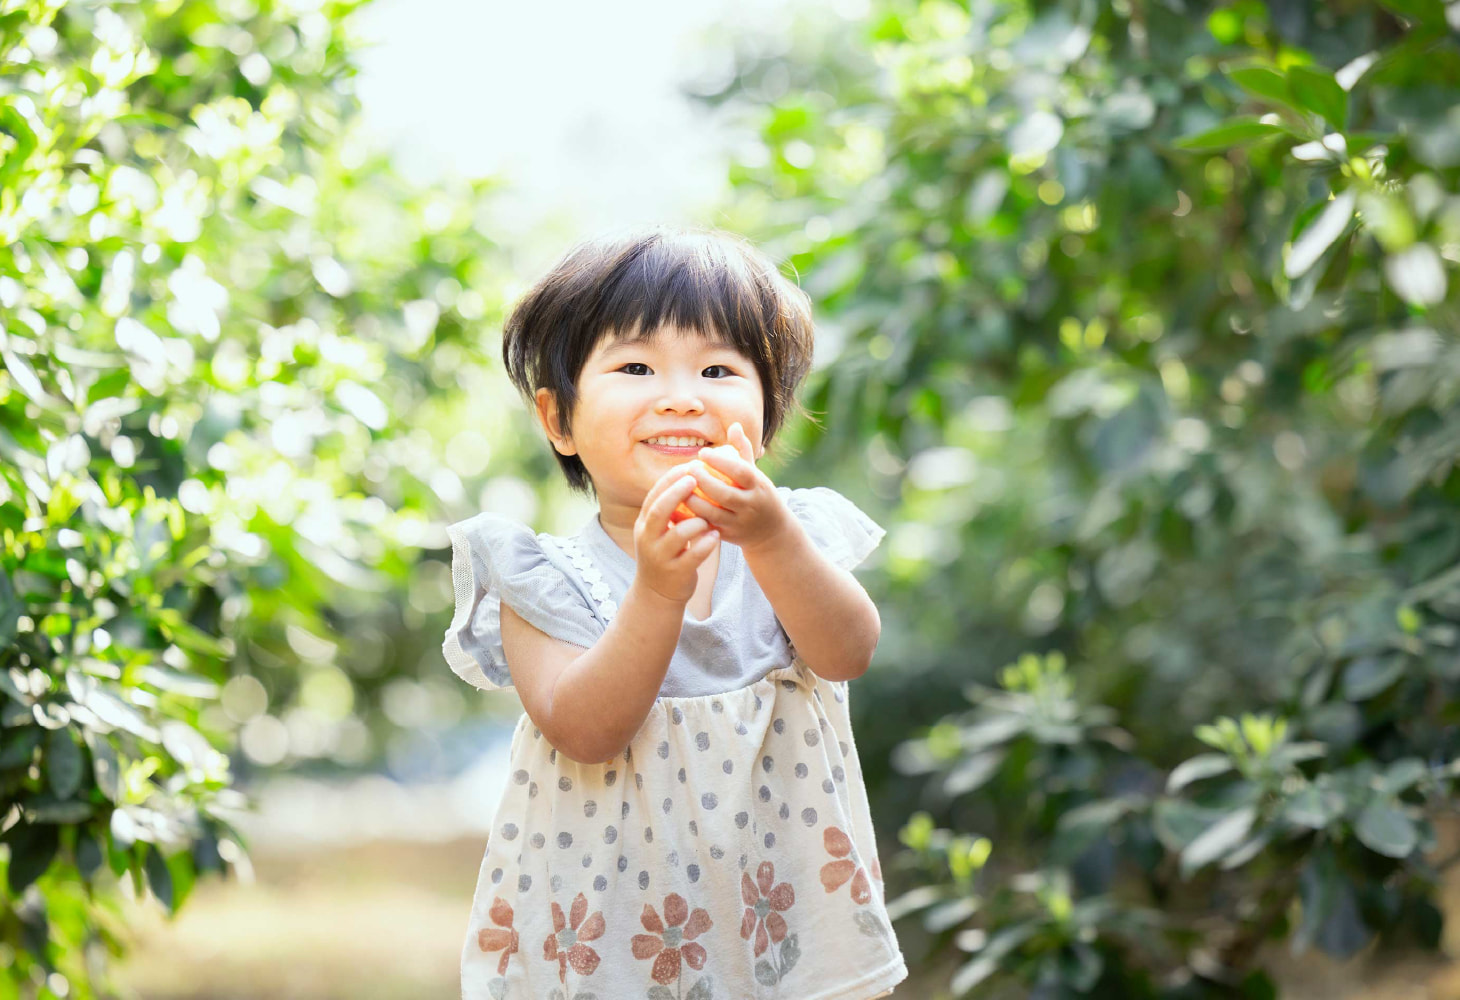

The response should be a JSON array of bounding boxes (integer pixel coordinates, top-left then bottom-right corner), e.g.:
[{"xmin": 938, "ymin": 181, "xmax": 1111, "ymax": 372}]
[{"xmin": 534, "ymin": 387, "xmax": 577, "ymax": 456}]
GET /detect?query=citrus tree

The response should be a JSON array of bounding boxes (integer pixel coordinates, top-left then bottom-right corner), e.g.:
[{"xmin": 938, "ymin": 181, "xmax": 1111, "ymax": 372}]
[
  {"xmin": 0, "ymin": 1, "xmax": 514, "ymax": 994},
  {"xmin": 701, "ymin": 0, "xmax": 1460, "ymax": 993}
]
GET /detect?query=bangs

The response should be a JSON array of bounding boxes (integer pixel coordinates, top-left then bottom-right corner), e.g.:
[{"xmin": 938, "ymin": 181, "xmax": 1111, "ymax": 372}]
[{"xmin": 591, "ymin": 234, "xmax": 779, "ymax": 366}]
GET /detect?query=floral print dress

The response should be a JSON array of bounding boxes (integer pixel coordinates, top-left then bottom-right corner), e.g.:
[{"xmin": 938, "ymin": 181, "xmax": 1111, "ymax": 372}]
[{"xmin": 449, "ymin": 500, "xmax": 907, "ymax": 1000}]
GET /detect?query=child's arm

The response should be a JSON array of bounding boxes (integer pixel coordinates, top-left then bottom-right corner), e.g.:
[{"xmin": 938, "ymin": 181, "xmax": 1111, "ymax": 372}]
[
  {"xmin": 525, "ymin": 578, "xmax": 687, "ymax": 765},
  {"xmin": 742, "ymin": 518, "xmax": 881, "ymax": 683},
  {"xmin": 548, "ymin": 572, "xmax": 689, "ymax": 759}
]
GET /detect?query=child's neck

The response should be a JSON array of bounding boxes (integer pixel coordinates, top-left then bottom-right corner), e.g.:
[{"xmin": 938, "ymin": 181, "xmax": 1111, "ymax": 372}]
[{"xmin": 596, "ymin": 509, "xmax": 638, "ymax": 561}]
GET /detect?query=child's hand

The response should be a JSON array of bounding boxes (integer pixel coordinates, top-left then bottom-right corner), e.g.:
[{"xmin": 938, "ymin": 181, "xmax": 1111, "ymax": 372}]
[
  {"xmin": 682, "ymin": 421, "xmax": 792, "ymax": 552},
  {"xmin": 633, "ymin": 461, "xmax": 720, "ymax": 606}
]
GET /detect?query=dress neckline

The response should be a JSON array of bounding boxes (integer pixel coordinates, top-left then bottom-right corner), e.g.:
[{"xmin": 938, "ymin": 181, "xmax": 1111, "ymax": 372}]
[{"xmin": 582, "ymin": 513, "xmax": 729, "ymax": 625}]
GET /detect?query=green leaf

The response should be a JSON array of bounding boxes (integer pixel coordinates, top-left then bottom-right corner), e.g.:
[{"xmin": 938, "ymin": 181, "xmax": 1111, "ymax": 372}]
[
  {"xmin": 1354, "ymin": 800, "xmax": 1418, "ymax": 858},
  {"xmin": 1167, "ymin": 753, "xmax": 1234, "ymax": 792},
  {"xmin": 166, "ymin": 847, "xmax": 197, "ymax": 913},
  {"xmin": 0, "ymin": 570, "xmax": 19, "ymax": 647},
  {"xmin": 3, "ymin": 822, "xmax": 58, "ymax": 894},
  {"xmin": 1219, "ymin": 827, "xmax": 1273, "ymax": 870},
  {"xmin": 45, "ymin": 729, "xmax": 84, "ymax": 800},
  {"xmin": 1063, "ymin": 940, "xmax": 1104, "ymax": 991},
  {"xmin": 144, "ymin": 843, "xmax": 174, "ymax": 912},
  {"xmin": 1153, "ymin": 799, "xmax": 1229, "ymax": 852},
  {"xmin": 1174, "ymin": 117, "xmax": 1292, "ymax": 150},
  {"xmin": 1194, "ymin": 723, "xmax": 1229, "ymax": 752},
  {"xmin": 1270, "ymin": 741, "xmax": 1327, "ymax": 768},
  {"xmin": 924, "ymin": 896, "xmax": 979, "ymax": 933},
  {"xmin": 0, "ymin": 727, "xmax": 41, "ymax": 769},
  {"xmin": 1056, "ymin": 794, "xmax": 1146, "ymax": 832},
  {"xmin": 28, "ymin": 795, "xmax": 93, "ymax": 824},
  {"xmin": 1378, "ymin": 758, "xmax": 1428, "ymax": 795},
  {"xmin": 76, "ymin": 828, "xmax": 104, "ymax": 880},
  {"xmin": 190, "ymin": 828, "xmax": 223, "ymax": 875},
  {"xmin": 1285, "ymin": 190, "xmax": 1356, "ymax": 279},
  {"xmin": 1287, "ymin": 65, "xmax": 1348, "ymax": 128},
  {"xmin": 1341, "ymin": 653, "xmax": 1406, "ymax": 700},
  {"xmin": 1226, "ymin": 64, "xmax": 1294, "ymax": 107},
  {"xmin": 1297, "ymin": 849, "xmax": 1371, "ymax": 958},
  {"xmin": 951, "ymin": 923, "xmax": 1037, "ymax": 994},
  {"xmin": 137, "ymin": 665, "xmax": 222, "ymax": 699},
  {"xmin": 1, "ymin": 350, "xmax": 58, "ymax": 406},
  {"xmin": 884, "ymin": 885, "xmax": 944, "ymax": 922},
  {"xmin": 943, "ymin": 748, "xmax": 1007, "ymax": 796},
  {"xmin": 1384, "ymin": 243, "xmax": 1448, "ymax": 306},
  {"xmin": 869, "ymin": 11, "xmax": 908, "ymax": 41},
  {"xmin": 83, "ymin": 729, "xmax": 121, "ymax": 804},
  {"xmin": 958, "ymin": 714, "xmax": 1027, "ymax": 750},
  {"xmin": 1283, "ymin": 785, "xmax": 1347, "ymax": 829},
  {"xmin": 85, "ymin": 687, "xmax": 160, "ymax": 742},
  {"xmin": 1181, "ymin": 806, "xmax": 1258, "ymax": 877},
  {"xmin": 1207, "ymin": 7, "xmax": 1244, "ymax": 44},
  {"xmin": 951, "ymin": 953, "xmax": 1001, "ymax": 994},
  {"xmin": 0, "ymin": 103, "xmax": 38, "ymax": 185}
]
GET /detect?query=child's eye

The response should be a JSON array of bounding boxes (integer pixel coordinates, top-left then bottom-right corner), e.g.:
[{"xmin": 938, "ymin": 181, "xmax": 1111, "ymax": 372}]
[{"xmin": 617, "ymin": 363, "xmax": 737, "ymax": 378}]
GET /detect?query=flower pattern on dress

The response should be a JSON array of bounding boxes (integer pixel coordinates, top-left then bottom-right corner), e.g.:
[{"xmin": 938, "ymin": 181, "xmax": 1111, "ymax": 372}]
[
  {"xmin": 740, "ymin": 860, "xmax": 801, "ymax": 986},
  {"xmin": 820, "ymin": 825, "xmax": 872, "ymax": 904},
  {"xmin": 632, "ymin": 892, "xmax": 714, "ymax": 985},
  {"xmin": 477, "ymin": 896, "xmax": 519, "ymax": 976},
  {"xmin": 543, "ymin": 892, "xmax": 606, "ymax": 983},
  {"xmin": 822, "ymin": 826, "xmax": 895, "ymax": 943}
]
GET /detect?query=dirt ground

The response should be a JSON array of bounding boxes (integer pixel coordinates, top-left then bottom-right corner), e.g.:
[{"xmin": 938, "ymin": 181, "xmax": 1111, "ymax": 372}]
[{"xmin": 112, "ymin": 834, "xmax": 1460, "ymax": 1000}]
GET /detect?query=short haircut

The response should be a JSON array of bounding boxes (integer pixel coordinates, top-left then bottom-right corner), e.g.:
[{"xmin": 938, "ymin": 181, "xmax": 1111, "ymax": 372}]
[{"xmin": 501, "ymin": 225, "xmax": 818, "ymax": 496}]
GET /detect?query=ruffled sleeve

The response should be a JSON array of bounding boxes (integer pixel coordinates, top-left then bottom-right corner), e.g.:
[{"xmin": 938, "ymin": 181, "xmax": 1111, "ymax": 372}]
[
  {"xmin": 442, "ymin": 513, "xmax": 604, "ymax": 692},
  {"xmin": 778, "ymin": 486, "xmax": 887, "ymax": 572}
]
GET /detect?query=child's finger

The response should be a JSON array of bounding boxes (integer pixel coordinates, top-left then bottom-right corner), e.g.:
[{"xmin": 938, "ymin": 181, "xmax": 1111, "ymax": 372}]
[
  {"xmin": 642, "ymin": 462, "xmax": 699, "ymax": 512},
  {"xmin": 688, "ymin": 525, "xmax": 720, "ymax": 558},
  {"xmin": 729, "ymin": 422, "xmax": 755, "ymax": 462},
  {"xmin": 695, "ymin": 447, "xmax": 750, "ymax": 489},
  {"xmin": 672, "ymin": 521, "xmax": 719, "ymax": 561},
  {"xmin": 685, "ymin": 466, "xmax": 738, "ymax": 507},
  {"xmin": 682, "ymin": 495, "xmax": 735, "ymax": 535},
  {"xmin": 649, "ymin": 475, "xmax": 699, "ymax": 530},
  {"xmin": 668, "ymin": 515, "xmax": 712, "ymax": 546}
]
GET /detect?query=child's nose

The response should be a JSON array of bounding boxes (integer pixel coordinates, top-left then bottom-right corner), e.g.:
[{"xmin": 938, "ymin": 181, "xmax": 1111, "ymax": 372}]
[{"xmin": 655, "ymin": 387, "xmax": 705, "ymax": 412}]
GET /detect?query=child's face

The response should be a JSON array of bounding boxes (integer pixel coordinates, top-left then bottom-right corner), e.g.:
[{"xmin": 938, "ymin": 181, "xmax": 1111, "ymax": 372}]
[{"xmin": 537, "ymin": 324, "xmax": 765, "ymax": 511}]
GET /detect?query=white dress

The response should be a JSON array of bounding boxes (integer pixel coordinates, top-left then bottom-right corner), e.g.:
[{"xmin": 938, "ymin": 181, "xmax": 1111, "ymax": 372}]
[{"xmin": 446, "ymin": 493, "xmax": 908, "ymax": 999}]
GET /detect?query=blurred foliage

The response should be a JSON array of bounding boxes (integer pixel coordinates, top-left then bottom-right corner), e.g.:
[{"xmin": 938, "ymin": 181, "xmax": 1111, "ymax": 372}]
[
  {"xmin": 699, "ymin": 0, "xmax": 1460, "ymax": 994},
  {"xmin": 0, "ymin": 0, "xmax": 522, "ymax": 994}
]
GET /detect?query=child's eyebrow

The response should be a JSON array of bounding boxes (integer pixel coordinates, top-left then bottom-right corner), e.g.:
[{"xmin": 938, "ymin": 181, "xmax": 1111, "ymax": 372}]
[{"xmin": 600, "ymin": 336, "xmax": 741, "ymax": 355}]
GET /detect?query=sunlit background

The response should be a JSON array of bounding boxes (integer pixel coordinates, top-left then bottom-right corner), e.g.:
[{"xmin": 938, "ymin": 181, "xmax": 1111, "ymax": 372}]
[
  {"xmin": 7, "ymin": 0, "xmax": 1460, "ymax": 995},
  {"xmin": 352, "ymin": 0, "xmax": 858, "ymax": 260}
]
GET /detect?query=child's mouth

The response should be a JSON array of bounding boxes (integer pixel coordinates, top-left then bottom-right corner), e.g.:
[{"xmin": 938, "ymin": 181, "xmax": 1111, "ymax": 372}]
[{"xmin": 642, "ymin": 441, "xmax": 708, "ymax": 455}]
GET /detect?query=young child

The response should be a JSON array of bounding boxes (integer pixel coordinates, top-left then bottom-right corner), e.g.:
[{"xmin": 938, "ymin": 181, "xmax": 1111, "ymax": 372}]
[{"xmin": 443, "ymin": 226, "xmax": 907, "ymax": 999}]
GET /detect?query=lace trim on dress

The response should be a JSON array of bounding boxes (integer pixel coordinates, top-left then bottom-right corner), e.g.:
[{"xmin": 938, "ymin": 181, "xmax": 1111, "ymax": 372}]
[
  {"xmin": 560, "ymin": 531, "xmax": 803, "ymax": 666},
  {"xmin": 558, "ymin": 534, "xmax": 619, "ymax": 623}
]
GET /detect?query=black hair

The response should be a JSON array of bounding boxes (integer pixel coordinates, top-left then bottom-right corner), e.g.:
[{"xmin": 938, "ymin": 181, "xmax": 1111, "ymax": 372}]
[{"xmin": 500, "ymin": 225, "xmax": 818, "ymax": 495}]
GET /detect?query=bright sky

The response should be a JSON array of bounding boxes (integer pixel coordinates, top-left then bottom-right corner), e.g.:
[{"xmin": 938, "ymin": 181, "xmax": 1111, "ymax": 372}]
[{"xmin": 351, "ymin": 0, "xmax": 856, "ymax": 268}]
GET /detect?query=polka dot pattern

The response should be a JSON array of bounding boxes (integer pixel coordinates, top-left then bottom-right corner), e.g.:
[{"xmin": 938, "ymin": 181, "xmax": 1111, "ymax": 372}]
[{"xmin": 461, "ymin": 659, "xmax": 903, "ymax": 998}]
